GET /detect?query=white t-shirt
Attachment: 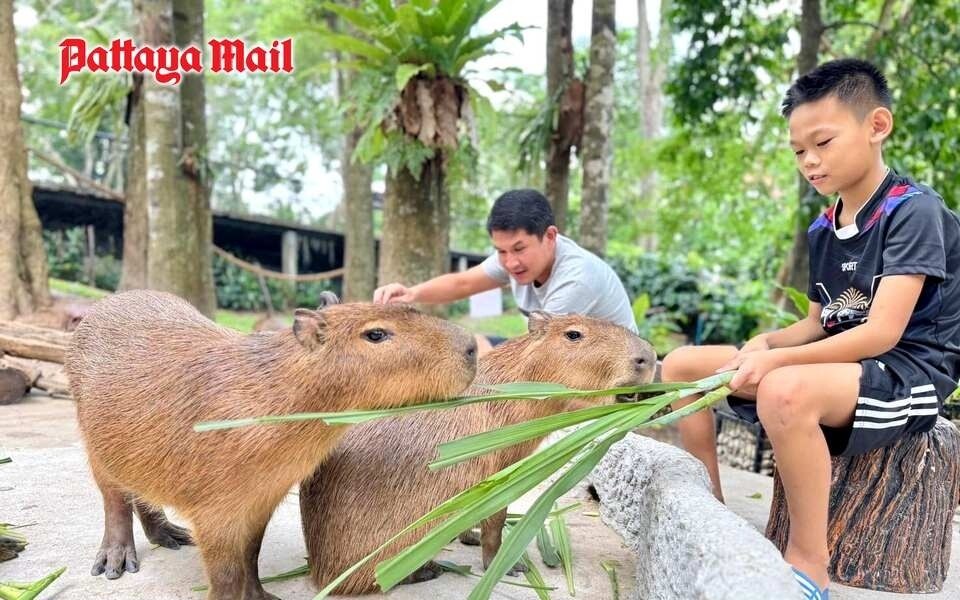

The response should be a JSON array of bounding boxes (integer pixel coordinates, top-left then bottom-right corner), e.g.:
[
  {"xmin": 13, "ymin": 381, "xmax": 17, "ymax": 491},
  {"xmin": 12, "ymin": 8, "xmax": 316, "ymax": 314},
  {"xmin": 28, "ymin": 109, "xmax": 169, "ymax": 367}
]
[{"xmin": 481, "ymin": 235, "xmax": 638, "ymax": 333}]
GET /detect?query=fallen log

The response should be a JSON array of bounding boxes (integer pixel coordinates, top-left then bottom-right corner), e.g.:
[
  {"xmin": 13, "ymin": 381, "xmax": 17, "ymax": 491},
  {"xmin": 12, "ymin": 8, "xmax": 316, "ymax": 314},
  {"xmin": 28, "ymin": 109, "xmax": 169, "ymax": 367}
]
[
  {"xmin": 0, "ymin": 320, "xmax": 71, "ymax": 364},
  {"xmin": 2, "ymin": 356, "xmax": 71, "ymax": 398}
]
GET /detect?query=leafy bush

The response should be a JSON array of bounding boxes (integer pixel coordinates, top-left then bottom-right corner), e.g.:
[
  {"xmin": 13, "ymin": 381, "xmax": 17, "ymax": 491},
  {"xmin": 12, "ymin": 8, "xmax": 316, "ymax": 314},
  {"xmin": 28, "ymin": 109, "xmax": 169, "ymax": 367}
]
[{"xmin": 611, "ymin": 251, "xmax": 796, "ymax": 346}]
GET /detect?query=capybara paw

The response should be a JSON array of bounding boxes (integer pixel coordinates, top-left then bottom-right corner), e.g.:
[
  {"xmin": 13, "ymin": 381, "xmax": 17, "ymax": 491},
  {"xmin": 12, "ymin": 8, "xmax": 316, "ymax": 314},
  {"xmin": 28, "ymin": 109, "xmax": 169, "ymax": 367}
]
[
  {"xmin": 505, "ymin": 560, "xmax": 529, "ymax": 576},
  {"xmin": 458, "ymin": 529, "xmax": 481, "ymax": 546},
  {"xmin": 91, "ymin": 543, "xmax": 139, "ymax": 579},
  {"xmin": 145, "ymin": 521, "xmax": 194, "ymax": 549},
  {"xmin": 400, "ymin": 560, "xmax": 444, "ymax": 585}
]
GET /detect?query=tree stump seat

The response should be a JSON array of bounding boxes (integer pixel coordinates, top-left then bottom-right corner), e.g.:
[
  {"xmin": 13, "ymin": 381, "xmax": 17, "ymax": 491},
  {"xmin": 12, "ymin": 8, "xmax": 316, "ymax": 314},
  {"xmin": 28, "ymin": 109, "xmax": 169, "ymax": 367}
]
[{"xmin": 764, "ymin": 417, "xmax": 960, "ymax": 593}]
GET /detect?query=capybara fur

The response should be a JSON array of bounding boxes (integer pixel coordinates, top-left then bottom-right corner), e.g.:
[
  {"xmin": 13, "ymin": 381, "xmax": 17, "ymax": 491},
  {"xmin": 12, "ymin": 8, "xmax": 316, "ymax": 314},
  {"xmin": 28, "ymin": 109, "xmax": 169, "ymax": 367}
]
[
  {"xmin": 65, "ymin": 290, "xmax": 477, "ymax": 600},
  {"xmin": 300, "ymin": 312, "xmax": 656, "ymax": 594}
]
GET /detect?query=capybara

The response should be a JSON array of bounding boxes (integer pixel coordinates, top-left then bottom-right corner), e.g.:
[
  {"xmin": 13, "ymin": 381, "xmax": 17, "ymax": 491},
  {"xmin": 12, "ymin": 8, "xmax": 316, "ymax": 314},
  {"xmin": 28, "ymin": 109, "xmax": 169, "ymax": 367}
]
[
  {"xmin": 17, "ymin": 297, "xmax": 91, "ymax": 331},
  {"xmin": 65, "ymin": 290, "xmax": 477, "ymax": 600},
  {"xmin": 300, "ymin": 311, "xmax": 656, "ymax": 594},
  {"xmin": 252, "ymin": 314, "xmax": 288, "ymax": 332}
]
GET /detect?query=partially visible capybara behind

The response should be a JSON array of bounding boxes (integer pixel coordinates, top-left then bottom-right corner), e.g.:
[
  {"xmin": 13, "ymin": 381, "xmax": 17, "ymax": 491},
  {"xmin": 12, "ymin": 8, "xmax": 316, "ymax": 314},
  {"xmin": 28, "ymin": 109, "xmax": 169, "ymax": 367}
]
[
  {"xmin": 252, "ymin": 314, "xmax": 289, "ymax": 332},
  {"xmin": 300, "ymin": 312, "xmax": 656, "ymax": 594},
  {"xmin": 17, "ymin": 297, "xmax": 92, "ymax": 331},
  {"xmin": 65, "ymin": 290, "xmax": 477, "ymax": 600}
]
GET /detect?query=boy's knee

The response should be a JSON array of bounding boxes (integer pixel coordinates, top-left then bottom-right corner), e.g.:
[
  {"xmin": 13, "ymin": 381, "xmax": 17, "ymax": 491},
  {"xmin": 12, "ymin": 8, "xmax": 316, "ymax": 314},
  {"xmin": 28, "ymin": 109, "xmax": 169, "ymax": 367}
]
[
  {"xmin": 756, "ymin": 369, "xmax": 816, "ymax": 430},
  {"xmin": 662, "ymin": 346, "xmax": 705, "ymax": 381},
  {"xmin": 662, "ymin": 345, "xmax": 735, "ymax": 382}
]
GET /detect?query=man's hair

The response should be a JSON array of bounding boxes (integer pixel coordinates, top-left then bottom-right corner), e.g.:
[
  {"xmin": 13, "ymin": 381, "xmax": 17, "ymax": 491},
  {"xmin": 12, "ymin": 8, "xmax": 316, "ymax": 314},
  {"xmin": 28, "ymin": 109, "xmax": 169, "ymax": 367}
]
[
  {"xmin": 781, "ymin": 58, "xmax": 892, "ymax": 118},
  {"xmin": 486, "ymin": 189, "xmax": 555, "ymax": 237}
]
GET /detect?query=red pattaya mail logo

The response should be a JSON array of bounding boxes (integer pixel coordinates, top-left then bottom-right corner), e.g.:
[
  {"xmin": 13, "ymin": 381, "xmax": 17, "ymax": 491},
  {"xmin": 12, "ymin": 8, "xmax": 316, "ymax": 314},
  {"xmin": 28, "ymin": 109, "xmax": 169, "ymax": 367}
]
[{"xmin": 59, "ymin": 38, "xmax": 294, "ymax": 85}]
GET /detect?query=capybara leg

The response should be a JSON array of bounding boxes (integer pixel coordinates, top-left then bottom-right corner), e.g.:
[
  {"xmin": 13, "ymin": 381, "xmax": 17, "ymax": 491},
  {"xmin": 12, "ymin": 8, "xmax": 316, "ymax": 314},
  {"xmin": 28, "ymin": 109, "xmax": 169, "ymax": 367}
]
[
  {"xmin": 91, "ymin": 487, "xmax": 139, "ymax": 579},
  {"xmin": 481, "ymin": 509, "xmax": 526, "ymax": 576},
  {"xmin": 134, "ymin": 500, "xmax": 194, "ymax": 549},
  {"xmin": 199, "ymin": 542, "xmax": 245, "ymax": 600},
  {"xmin": 400, "ymin": 560, "xmax": 444, "ymax": 585},
  {"xmin": 241, "ymin": 523, "xmax": 280, "ymax": 600},
  {"xmin": 458, "ymin": 527, "xmax": 481, "ymax": 546}
]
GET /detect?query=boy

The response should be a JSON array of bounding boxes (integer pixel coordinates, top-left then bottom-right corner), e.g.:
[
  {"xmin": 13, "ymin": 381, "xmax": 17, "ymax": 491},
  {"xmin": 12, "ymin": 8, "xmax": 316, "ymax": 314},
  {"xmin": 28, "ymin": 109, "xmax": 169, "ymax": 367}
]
[
  {"xmin": 373, "ymin": 189, "xmax": 637, "ymax": 345},
  {"xmin": 662, "ymin": 58, "xmax": 960, "ymax": 600}
]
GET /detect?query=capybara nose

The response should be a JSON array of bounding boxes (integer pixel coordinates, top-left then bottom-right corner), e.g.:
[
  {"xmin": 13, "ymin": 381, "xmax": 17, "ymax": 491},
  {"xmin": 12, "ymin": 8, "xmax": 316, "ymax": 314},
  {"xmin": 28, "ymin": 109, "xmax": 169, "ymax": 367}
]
[{"xmin": 634, "ymin": 355, "xmax": 648, "ymax": 371}]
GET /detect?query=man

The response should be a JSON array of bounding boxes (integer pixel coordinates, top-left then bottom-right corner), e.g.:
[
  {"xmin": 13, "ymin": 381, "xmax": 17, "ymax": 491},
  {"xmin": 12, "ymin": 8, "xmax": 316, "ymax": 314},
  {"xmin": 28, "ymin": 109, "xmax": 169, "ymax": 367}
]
[{"xmin": 373, "ymin": 189, "xmax": 636, "ymax": 350}]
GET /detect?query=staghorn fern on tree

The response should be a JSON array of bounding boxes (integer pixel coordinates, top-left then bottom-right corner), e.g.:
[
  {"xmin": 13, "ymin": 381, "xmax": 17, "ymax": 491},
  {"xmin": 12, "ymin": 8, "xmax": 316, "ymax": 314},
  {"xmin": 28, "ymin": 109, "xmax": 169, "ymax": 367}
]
[{"xmin": 323, "ymin": 0, "xmax": 524, "ymax": 289}]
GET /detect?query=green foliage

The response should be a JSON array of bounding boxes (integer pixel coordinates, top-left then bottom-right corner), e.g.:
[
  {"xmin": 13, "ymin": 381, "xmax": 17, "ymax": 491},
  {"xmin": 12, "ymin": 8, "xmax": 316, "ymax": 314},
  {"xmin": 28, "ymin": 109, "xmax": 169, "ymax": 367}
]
[
  {"xmin": 611, "ymin": 251, "xmax": 795, "ymax": 346},
  {"xmin": 324, "ymin": 0, "xmax": 524, "ymax": 176}
]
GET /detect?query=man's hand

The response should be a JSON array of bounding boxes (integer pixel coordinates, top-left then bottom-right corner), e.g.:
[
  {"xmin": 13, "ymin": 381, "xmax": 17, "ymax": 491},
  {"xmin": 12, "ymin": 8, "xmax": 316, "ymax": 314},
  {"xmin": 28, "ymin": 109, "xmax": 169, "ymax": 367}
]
[
  {"xmin": 727, "ymin": 350, "xmax": 786, "ymax": 395},
  {"xmin": 373, "ymin": 283, "xmax": 417, "ymax": 304}
]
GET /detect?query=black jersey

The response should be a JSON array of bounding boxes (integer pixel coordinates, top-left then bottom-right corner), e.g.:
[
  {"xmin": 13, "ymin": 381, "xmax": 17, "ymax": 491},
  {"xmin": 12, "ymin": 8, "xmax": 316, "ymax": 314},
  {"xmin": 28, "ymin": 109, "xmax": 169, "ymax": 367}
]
[{"xmin": 806, "ymin": 171, "xmax": 960, "ymax": 393}]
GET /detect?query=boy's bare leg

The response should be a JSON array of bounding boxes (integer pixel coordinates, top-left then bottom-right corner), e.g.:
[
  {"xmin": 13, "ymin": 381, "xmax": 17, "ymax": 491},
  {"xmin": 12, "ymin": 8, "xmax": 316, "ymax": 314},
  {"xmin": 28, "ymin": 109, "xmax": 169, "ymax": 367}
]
[
  {"xmin": 661, "ymin": 345, "xmax": 740, "ymax": 502},
  {"xmin": 756, "ymin": 363, "xmax": 860, "ymax": 591}
]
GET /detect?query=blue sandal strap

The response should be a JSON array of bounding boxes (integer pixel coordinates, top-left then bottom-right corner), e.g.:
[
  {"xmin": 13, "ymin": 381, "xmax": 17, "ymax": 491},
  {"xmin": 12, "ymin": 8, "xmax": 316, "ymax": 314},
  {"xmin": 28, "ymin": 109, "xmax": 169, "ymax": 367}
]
[{"xmin": 791, "ymin": 567, "xmax": 829, "ymax": 600}]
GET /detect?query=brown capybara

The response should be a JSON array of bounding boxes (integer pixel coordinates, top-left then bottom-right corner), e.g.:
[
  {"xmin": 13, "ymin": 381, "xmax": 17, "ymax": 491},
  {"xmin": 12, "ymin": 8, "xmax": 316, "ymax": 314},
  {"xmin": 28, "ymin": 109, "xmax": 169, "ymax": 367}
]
[
  {"xmin": 65, "ymin": 289, "xmax": 477, "ymax": 600},
  {"xmin": 17, "ymin": 297, "xmax": 91, "ymax": 331},
  {"xmin": 300, "ymin": 311, "xmax": 656, "ymax": 594},
  {"xmin": 252, "ymin": 314, "xmax": 289, "ymax": 332}
]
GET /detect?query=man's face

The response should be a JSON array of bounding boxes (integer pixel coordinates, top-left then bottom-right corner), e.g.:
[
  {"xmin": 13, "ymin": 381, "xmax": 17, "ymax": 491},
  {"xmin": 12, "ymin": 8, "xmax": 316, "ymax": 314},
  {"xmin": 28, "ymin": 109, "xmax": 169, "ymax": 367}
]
[
  {"xmin": 788, "ymin": 94, "xmax": 887, "ymax": 197},
  {"xmin": 490, "ymin": 227, "xmax": 558, "ymax": 285}
]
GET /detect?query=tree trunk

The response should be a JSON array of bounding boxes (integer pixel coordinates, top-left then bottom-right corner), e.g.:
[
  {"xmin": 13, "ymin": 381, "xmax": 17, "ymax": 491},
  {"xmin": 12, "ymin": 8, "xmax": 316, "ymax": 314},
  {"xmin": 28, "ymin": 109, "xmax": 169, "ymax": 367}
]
[
  {"xmin": 579, "ymin": 0, "xmax": 617, "ymax": 257},
  {"xmin": 776, "ymin": 0, "xmax": 823, "ymax": 305},
  {"xmin": 342, "ymin": 126, "xmax": 375, "ymax": 302},
  {"xmin": 766, "ymin": 418, "xmax": 960, "ymax": 593},
  {"xmin": 140, "ymin": 0, "xmax": 214, "ymax": 315},
  {"xmin": 545, "ymin": 0, "xmax": 574, "ymax": 231},
  {"xmin": 635, "ymin": 0, "xmax": 670, "ymax": 251},
  {"xmin": 174, "ymin": 0, "xmax": 216, "ymax": 316},
  {"xmin": 379, "ymin": 157, "xmax": 448, "ymax": 301},
  {"xmin": 0, "ymin": 0, "xmax": 51, "ymax": 321},
  {"xmin": 120, "ymin": 72, "xmax": 148, "ymax": 290},
  {"xmin": 334, "ymin": 4, "xmax": 376, "ymax": 303}
]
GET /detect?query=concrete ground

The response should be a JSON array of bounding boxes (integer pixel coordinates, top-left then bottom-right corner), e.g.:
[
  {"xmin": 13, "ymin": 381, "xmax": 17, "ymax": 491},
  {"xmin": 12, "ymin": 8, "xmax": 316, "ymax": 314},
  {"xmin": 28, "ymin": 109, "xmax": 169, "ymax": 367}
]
[{"xmin": 2, "ymin": 393, "xmax": 958, "ymax": 599}]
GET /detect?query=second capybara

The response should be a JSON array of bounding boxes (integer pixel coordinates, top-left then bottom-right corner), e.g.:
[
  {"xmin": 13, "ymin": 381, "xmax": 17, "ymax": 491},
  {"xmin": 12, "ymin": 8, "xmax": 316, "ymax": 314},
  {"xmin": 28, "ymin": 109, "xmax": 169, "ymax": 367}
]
[
  {"xmin": 65, "ymin": 290, "xmax": 477, "ymax": 600},
  {"xmin": 300, "ymin": 311, "xmax": 656, "ymax": 594},
  {"xmin": 16, "ymin": 297, "xmax": 91, "ymax": 331}
]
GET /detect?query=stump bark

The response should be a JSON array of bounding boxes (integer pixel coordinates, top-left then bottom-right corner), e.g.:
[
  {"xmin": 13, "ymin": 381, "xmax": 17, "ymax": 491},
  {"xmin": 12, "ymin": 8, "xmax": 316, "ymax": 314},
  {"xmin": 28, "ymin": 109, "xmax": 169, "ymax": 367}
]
[{"xmin": 765, "ymin": 417, "xmax": 960, "ymax": 593}]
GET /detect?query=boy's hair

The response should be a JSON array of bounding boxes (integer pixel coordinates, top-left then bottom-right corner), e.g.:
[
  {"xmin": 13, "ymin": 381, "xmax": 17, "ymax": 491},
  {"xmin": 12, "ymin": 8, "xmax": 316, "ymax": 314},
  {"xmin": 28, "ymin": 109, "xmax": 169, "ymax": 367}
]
[
  {"xmin": 781, "ymin": 58, "xmax": 892, "ymax": 118},
  {"xmin": 486, "ymin": 189, "xmax": 555, "ymax": 237}
]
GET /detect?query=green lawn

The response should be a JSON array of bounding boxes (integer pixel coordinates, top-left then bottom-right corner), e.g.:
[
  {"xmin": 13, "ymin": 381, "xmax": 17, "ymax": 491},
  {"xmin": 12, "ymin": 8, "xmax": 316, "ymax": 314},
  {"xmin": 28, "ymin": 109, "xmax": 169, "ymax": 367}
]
[
  {"xmin": 453, "ymin": 312, "xmax": 527, "ymax": 338},
  {"xmin": 50, "ymin": 278, "xmax": 109, "ymax": 300}
]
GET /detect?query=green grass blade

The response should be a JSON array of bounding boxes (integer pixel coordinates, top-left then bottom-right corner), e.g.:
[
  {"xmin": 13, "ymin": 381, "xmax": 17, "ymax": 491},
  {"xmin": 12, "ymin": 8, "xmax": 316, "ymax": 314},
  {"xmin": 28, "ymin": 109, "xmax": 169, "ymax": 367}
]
[
  {"xmin": 0, "ymin": 457, "xmax": 10, "ymax": 465},
  {"xmin": 432, "ymin": 374, "xmax": 732, "ymax": 470},
  {"xmin": 549, "ymin": 507, "xmax": 575, "ymax": 595},
  {"xmin": 536, "ymin": 523, "xmax": 560, "ymax": 568},
  {"xmin": 519, "ymin": 552, "xmax": 553, "ymax": 600},
  {"xmin": 5, "ymin": 567, "xmax": 67, "ymax": 600},
  {"xmin": 433, "ymin": 559, "xmax": 556, "ymax": 591},
  {"xmin": 466, "ymin": 432, "xmax": 628, "ymax": 600},
  {"xmin": 601, "ymin": 560, "xmax": 620, "ymax": 600},
  {"xmin": 195, "ymin": 380, "xmax": 701, "ymax": 432}
]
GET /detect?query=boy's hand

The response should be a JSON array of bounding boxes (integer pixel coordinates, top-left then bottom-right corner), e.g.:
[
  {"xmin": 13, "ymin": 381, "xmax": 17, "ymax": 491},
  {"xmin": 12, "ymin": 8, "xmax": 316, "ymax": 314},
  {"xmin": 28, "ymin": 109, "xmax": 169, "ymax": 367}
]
[
  {"xmin": 373, "ymin": 283, "xmax": 417, "ymax": 304},
  {"xmin": 728, "ymin": 350, "xmax": 786, "ymax": 394},
  {"xmin": 715, "ymin": 335, "xmax": 770, "ymax": 373}
]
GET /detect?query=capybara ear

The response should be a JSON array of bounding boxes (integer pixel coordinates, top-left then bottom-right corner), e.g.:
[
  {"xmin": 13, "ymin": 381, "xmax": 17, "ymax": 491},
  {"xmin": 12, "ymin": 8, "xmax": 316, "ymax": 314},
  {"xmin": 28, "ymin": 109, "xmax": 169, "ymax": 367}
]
[
  {"xmin": 293, "ymin": 309, "xmax": 328, "ymax": 349},
  {"xmin": 527, "ymin": 311, "xmax": 552, "ymax": 335},
  {"xmin": 317, "ymin": 292, "xmax": 340, "ymax": 310}
]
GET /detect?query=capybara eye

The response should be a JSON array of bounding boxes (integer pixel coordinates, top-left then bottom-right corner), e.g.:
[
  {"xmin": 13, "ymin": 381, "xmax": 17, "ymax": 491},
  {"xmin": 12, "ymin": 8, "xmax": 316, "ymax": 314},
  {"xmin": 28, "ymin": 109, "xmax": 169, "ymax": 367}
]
[
  {"xmin": 564, "ymin": 330, "xmax": 582, "ymax": 341},
  {"xmin": 364, "ymin": 328, "xmax": 389, "ymax": 343}
]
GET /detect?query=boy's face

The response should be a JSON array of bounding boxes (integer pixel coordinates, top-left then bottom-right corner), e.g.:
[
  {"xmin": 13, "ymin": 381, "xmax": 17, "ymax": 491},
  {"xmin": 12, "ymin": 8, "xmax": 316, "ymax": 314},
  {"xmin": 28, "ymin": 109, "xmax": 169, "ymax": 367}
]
[
  {"xmin": 490, "ymin": 226, "xmax": 558, "ymax": 285},
  {"xmin": 788, "ymin": 94, "xmax": 892, "ymax": 197}
]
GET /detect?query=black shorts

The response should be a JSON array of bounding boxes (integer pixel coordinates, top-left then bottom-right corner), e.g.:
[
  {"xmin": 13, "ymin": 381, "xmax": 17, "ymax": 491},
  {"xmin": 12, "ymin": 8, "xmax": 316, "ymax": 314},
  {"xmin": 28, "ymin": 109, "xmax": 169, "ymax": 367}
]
[{"xmin": 725, "ymin": 352, "xmax": 947, "ymax": 457}]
